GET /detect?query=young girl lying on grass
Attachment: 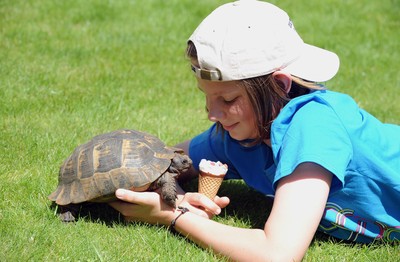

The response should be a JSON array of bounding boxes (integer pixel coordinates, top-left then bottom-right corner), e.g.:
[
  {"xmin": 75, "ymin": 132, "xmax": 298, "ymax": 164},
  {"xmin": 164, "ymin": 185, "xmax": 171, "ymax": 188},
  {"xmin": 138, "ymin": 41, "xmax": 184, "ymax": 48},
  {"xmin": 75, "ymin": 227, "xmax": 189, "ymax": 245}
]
[{"xmin": 110, "ymin": 1, "xmax": 400, "ymax": 260}]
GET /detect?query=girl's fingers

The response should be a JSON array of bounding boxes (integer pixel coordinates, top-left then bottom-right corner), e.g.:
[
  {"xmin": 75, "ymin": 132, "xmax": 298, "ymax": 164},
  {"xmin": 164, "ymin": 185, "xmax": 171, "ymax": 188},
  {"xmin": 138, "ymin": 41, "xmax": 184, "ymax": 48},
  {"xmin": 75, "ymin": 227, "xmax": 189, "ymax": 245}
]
[
  {"xmin": 115, "ymin": 188, "xmax": 159, "ymax": 205},
  {"xmin": 109, "ymin": 189, "xmax": 163, "ymax": 218},
  {"xmin": 213, "ymin": 195, "xmax": 230, "ymax": 209},
  {"xmin": 184, "ymin": 192, "xmax": 230, "ymax": 217}
]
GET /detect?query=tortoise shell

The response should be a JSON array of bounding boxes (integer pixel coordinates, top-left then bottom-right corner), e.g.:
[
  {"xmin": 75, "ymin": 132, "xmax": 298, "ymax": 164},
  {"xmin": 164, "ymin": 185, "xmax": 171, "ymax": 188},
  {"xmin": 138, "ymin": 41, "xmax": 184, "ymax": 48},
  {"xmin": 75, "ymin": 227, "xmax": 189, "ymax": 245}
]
[{"xmin": 48, "ymin": 129, "xmax": 184, "ymax": 206}]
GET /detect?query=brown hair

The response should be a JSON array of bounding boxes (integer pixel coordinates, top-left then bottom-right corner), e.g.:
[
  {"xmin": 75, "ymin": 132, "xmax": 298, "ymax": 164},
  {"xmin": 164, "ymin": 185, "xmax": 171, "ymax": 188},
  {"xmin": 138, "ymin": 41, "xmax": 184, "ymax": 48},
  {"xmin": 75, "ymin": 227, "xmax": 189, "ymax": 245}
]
[{"xmin": 186, "ymin": 42, "xmax": 323, "ymax": 145}]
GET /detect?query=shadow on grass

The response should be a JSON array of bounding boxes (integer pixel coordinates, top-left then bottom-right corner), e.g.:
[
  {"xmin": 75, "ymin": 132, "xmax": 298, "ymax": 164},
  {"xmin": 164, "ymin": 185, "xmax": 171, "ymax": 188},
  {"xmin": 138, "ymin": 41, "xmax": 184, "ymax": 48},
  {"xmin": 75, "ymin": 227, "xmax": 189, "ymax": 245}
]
[
  {"xmin": 49, "ymin": 201, "xmax": 125, "ymax": 226},
  {"xmin": 182, "ymin": 178, "xmax": 274, "ymax": 229}
]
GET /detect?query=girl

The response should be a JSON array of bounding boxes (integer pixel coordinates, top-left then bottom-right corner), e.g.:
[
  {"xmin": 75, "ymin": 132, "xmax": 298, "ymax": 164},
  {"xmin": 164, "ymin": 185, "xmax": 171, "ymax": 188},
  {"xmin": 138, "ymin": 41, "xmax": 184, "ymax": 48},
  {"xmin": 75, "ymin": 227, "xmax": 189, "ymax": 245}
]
[{"xmin": 110, "ymin": 1, "xmax": 400, "ymax": 261}]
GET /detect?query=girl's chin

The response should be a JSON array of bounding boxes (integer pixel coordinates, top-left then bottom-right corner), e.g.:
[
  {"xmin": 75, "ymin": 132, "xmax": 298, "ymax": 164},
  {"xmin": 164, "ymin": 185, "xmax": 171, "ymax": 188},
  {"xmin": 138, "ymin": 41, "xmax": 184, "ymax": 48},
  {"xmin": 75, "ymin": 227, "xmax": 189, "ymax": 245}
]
[
  {"xmin": 222, "ymin": 123, "xmax": 257, "ymax": 141},
  {"xmin": 228, "ymin": 131, "xmax": 254, "ymax": 141}
]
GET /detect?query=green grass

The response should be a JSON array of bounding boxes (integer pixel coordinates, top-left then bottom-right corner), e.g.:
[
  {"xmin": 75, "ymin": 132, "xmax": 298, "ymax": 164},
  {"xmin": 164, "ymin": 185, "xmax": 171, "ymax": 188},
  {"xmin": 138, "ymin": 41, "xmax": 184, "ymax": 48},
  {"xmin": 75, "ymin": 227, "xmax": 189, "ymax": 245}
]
[{"xmin": 1, "ymin": 0, "xmax": 399, "ymax": 261}]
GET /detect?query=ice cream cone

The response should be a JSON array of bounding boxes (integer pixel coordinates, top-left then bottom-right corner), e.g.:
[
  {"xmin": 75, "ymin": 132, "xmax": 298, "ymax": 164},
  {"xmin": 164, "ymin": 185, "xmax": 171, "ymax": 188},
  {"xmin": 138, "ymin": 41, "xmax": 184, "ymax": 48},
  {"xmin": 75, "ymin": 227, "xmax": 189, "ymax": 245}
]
[
  {"xmin": 198, "ymin": 159, "xmax": 228, "ymax": 200},
  {"xmin": 198, "ymin": 172, "xmax": 225, "ymax": 200}
]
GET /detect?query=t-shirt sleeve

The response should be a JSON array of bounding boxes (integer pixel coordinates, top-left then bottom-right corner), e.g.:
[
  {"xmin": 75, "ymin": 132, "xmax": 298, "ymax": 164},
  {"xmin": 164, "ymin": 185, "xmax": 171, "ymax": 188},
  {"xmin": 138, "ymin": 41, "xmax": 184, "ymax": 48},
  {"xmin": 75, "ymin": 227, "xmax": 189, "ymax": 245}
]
[{"xmin": 271, "ymin": 100, "xmax": 352, "ymax": 191}]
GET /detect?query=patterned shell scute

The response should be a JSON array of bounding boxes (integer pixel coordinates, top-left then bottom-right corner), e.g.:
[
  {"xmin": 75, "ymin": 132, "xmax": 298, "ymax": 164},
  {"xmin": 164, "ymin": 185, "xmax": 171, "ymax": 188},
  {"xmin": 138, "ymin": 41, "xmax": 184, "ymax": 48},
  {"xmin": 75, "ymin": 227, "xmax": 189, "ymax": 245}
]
[{"xmin": 49, "ymin": 129, "xmax": 176, "ymax": 205}]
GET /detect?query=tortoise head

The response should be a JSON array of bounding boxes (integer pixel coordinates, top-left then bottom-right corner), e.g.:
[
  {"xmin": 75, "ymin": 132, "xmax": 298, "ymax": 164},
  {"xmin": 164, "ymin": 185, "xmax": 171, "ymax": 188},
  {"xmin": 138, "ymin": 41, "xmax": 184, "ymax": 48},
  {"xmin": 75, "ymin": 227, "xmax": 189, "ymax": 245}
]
[{"xmin": 169, "ymin": 153, "xmax": 192, "ymax": 174}]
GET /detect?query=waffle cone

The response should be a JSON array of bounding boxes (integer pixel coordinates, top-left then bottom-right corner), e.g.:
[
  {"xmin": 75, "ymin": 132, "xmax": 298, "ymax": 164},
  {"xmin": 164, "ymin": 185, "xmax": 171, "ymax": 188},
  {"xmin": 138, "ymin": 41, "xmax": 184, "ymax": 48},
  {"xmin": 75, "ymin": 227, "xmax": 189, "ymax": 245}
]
[{"xmin": 198, "ymin": 171, "xmax": 225, "ymax": 200}]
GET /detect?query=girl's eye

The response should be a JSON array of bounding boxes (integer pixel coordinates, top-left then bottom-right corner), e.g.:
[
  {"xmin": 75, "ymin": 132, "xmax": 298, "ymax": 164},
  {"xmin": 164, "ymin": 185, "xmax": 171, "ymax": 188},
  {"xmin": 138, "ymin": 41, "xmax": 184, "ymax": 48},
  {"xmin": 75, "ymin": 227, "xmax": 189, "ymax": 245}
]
[{"xmin": 224, "ymin": 97, "xmax": 238, "ymax": 104}]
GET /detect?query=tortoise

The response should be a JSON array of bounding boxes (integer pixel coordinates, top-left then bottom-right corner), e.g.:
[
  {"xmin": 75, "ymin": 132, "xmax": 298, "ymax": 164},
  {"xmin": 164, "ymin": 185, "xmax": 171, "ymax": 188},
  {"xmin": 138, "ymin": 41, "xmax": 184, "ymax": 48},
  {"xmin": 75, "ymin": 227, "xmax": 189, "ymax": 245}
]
[{"xmin": 48, "ymin": 129, "xmax": 192, "ymax": 222}]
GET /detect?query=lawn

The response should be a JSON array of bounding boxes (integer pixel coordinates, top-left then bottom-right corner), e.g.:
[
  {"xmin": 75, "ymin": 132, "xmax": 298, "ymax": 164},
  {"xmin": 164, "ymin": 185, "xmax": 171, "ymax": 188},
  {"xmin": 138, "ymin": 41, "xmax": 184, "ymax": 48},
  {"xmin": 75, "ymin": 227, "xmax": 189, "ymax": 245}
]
[{"xmin": 1, "ymin": 0, "xmax": 399, "ymax": 261}]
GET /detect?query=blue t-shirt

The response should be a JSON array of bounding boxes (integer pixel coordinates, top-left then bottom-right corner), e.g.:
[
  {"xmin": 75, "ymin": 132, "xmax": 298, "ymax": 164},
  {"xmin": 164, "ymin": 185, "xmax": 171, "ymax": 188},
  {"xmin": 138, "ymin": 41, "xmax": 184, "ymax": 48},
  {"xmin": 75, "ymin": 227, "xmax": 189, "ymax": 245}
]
[{"xmin": 189, "ymin": 90, "xmax": 400, "ymax": 243}]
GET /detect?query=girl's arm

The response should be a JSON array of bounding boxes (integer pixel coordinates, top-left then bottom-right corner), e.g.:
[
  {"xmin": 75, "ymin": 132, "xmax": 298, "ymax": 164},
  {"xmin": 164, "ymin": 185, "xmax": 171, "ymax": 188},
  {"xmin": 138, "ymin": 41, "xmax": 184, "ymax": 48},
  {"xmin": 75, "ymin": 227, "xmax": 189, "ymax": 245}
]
[
  {"xmin": 174, "ymin": 162, "xmax": 332, "ymax": 261},
  {"xmin": 111, "ymin": 162, "xmax": 332, "ymax": 261}
]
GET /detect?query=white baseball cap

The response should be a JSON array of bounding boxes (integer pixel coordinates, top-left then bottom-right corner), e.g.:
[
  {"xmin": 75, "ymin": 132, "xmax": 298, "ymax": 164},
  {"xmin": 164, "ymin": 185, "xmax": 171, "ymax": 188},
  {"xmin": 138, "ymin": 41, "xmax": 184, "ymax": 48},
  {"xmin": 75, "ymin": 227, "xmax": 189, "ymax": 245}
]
[{"xmin": 188, "ymin": 0, "xmax": 339, "ymax": 82}]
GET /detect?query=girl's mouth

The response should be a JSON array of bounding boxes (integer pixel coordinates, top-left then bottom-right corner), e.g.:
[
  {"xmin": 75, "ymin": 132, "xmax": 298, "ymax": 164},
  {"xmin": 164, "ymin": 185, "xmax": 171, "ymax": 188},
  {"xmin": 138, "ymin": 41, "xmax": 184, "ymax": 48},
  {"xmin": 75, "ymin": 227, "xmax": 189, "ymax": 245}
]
[{"xmin": 222, "ymin": 122, "xmax": 238, "ymax": 131}]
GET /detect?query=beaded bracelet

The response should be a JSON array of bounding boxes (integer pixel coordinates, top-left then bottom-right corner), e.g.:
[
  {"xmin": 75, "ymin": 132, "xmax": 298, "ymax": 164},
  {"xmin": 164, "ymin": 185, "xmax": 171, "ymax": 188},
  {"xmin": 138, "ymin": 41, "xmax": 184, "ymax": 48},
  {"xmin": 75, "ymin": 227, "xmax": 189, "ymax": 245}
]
[{"xmin": 170, "ymin": 206, "xmax": 189, "ymax": 231}]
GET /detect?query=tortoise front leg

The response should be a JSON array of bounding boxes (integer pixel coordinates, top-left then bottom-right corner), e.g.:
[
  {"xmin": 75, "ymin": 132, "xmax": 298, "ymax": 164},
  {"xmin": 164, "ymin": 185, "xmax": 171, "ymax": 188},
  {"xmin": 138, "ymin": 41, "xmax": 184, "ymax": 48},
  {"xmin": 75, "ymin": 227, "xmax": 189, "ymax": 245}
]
[{"xmin": 154, "ymin": 172, "xmax": 177, "ymax": 208}]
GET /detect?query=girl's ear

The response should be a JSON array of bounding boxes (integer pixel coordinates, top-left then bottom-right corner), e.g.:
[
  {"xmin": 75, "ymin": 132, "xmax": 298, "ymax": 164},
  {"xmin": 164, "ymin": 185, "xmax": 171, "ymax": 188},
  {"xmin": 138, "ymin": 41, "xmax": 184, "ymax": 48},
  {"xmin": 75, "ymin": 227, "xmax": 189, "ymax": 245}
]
[{"xmin": 272, "ymin": 71, "xmax": 292, "ymax": 94}]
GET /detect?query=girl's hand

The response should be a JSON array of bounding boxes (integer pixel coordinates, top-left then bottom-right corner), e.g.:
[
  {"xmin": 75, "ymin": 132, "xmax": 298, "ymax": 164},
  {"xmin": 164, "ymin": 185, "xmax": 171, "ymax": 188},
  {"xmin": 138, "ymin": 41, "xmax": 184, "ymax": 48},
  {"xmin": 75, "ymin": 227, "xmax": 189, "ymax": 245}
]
[{"xmin": 109, "ymin": 189, "xmax": 230, "ymax": 225}]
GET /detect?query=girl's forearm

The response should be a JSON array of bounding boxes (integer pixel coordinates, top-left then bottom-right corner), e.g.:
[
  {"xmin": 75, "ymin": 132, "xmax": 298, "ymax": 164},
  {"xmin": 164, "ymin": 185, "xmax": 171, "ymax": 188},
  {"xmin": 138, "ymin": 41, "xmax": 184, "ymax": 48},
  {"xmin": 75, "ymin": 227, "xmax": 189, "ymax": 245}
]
[{"xmin": 172, "ymin": 211, "xmax": 278, "ymax": 261}]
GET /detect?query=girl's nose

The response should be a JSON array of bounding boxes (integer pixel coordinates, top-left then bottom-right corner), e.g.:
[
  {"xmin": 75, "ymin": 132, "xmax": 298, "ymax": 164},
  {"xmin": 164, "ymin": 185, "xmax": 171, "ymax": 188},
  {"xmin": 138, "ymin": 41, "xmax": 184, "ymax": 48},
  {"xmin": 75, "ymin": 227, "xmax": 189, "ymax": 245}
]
[{"xmin": 207, "ymin": 103, "xmax": 225, "ymax": 122}]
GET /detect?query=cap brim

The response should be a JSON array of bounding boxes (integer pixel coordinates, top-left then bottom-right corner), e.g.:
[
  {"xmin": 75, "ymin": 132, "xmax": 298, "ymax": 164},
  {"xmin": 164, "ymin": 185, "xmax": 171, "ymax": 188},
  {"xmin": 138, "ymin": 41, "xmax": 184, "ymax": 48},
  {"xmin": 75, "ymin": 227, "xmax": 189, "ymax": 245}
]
[{"xmin": 282, "ymin": 43, "xmax": 340, "ymax": 82}]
